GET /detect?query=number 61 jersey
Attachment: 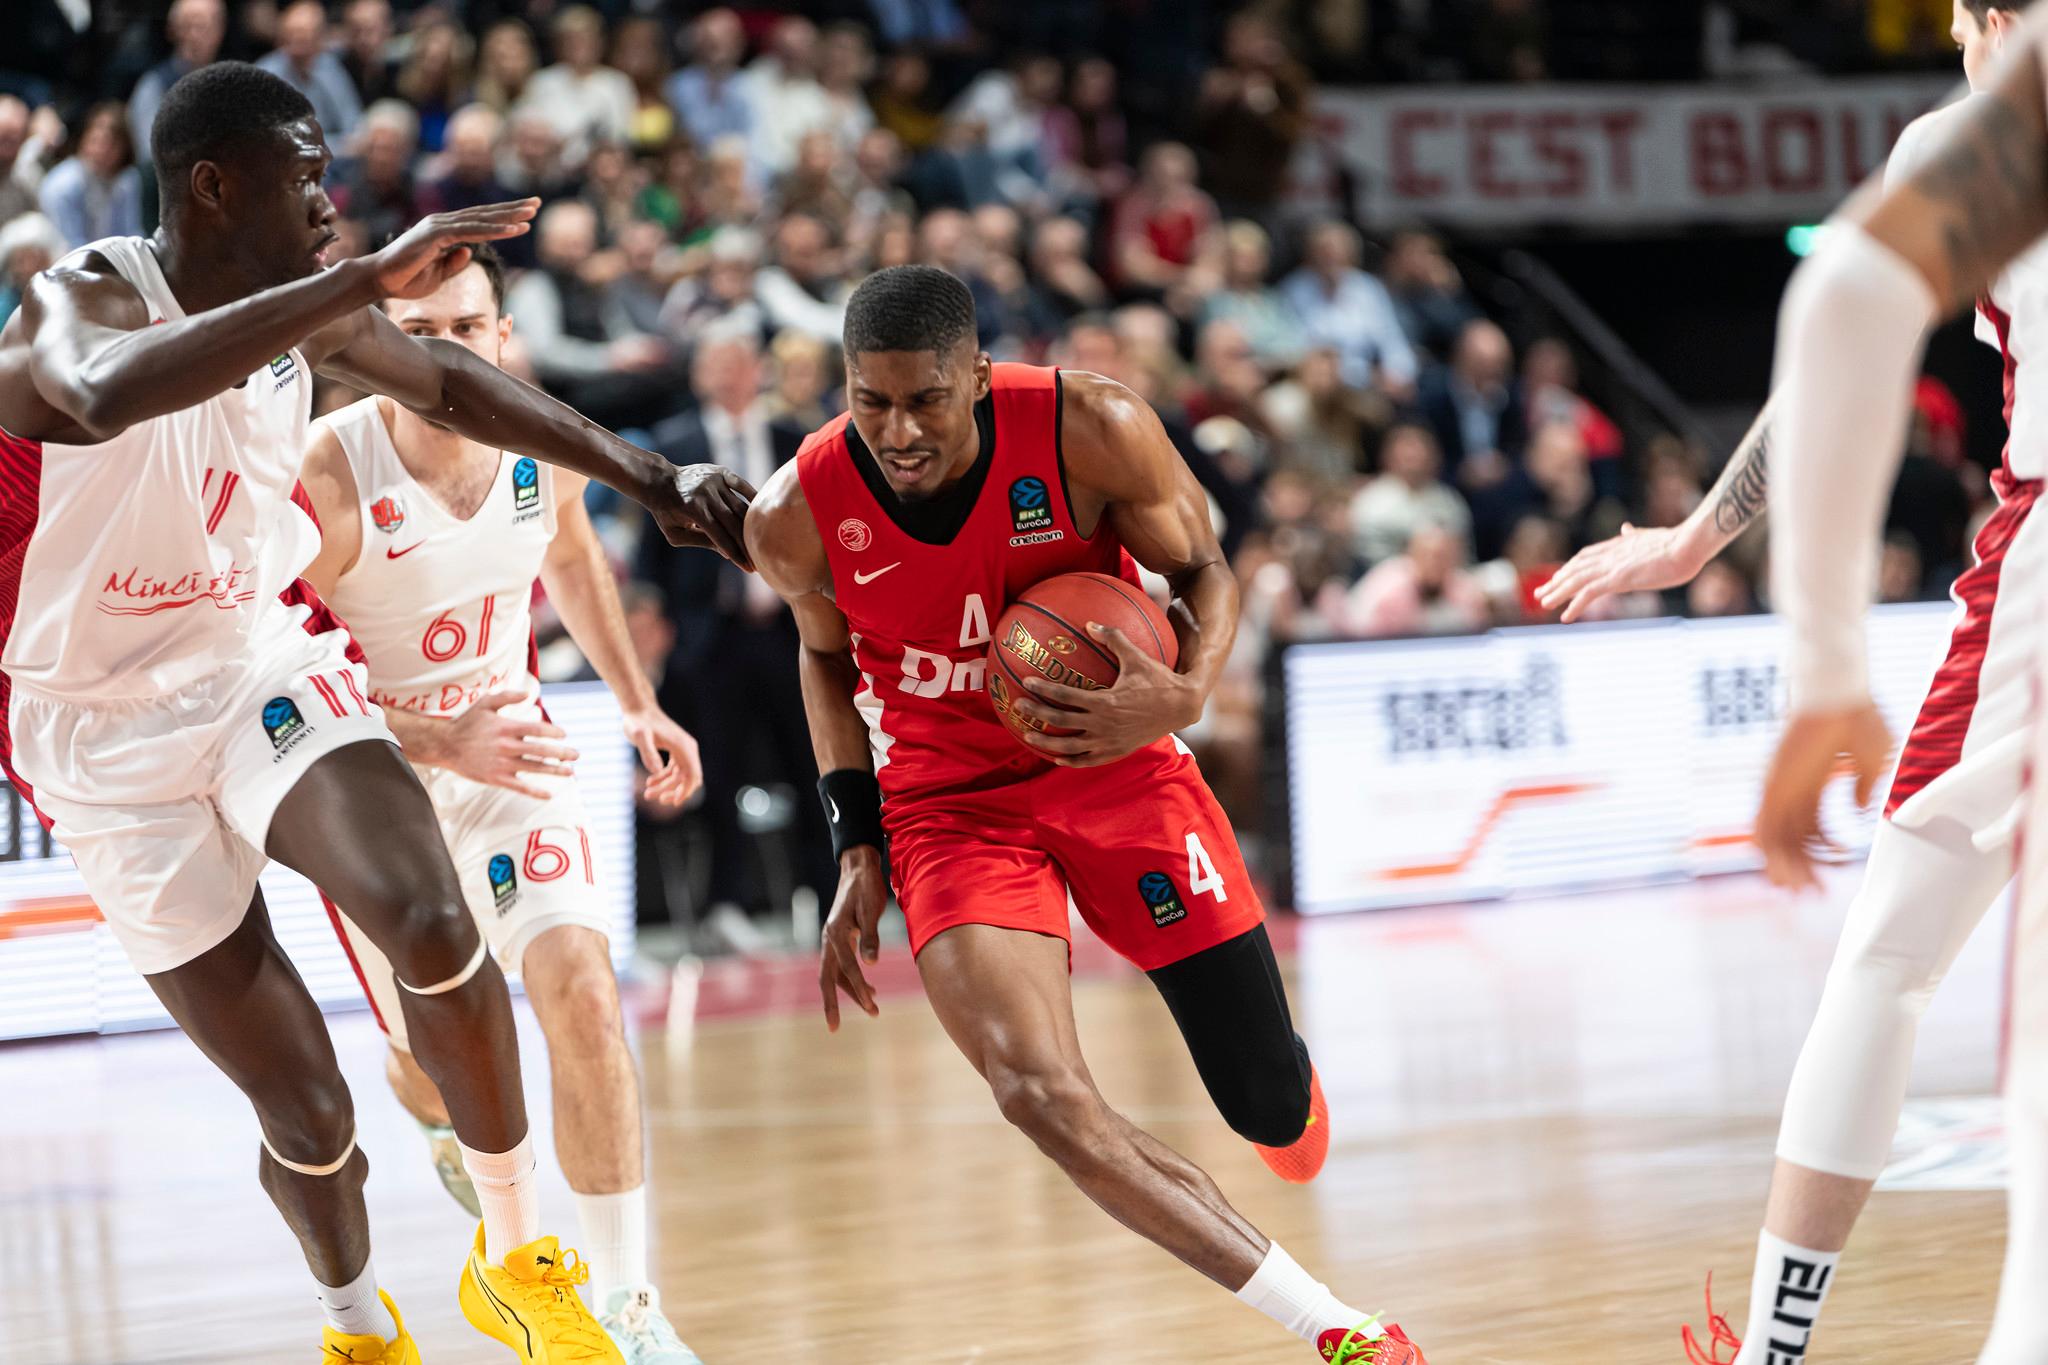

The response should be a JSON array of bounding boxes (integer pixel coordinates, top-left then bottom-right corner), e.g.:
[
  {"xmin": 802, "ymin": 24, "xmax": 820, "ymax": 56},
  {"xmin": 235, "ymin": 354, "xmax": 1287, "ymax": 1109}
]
[
  {"xmin": 795, "ymin": 363, "xmax": 1143, "ymax": 804},
  {"xmin": 317, "ymin": 397, "xmax": 555, "ymax": 716}
]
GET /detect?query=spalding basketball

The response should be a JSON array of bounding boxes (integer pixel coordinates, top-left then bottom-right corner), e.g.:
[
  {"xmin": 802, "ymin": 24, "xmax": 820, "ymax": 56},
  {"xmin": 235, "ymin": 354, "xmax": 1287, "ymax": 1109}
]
[{"xmin": 987, "ymin": 571, "xmax": 1179, "ymax": 743}]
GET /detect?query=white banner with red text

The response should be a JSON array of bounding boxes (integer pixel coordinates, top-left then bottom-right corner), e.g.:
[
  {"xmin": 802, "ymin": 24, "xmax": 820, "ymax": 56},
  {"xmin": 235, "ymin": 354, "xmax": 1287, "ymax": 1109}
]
[
  {"xmin": 1306, "ymin": 78, "xmax": 1955, "ymax": 230},
  {"xmin": 1283, "ymin": 603, "xmax": 1957, "ymax": 913}
]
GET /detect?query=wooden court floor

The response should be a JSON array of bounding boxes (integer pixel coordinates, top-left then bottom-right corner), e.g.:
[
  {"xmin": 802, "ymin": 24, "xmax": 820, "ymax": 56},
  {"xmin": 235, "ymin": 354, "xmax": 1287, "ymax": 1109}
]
[{"xmin": 0, "ymin": 871, "xmax": 2014, "ymax": 1363}]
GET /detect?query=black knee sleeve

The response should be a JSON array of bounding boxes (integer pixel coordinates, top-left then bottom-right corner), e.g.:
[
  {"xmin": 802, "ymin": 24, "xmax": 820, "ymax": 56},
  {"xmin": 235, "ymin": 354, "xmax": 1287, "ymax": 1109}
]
[{"xmin": 1146, "ymin": 925, "xmax": 1312, "ymax": 1146}]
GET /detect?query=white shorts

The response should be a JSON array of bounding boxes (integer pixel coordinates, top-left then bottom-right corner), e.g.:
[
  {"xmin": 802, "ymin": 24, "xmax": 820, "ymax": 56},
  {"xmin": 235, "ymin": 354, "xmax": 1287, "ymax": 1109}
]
[
  {"xmin": 8, "ymin": 616, "xmax": 392, "ymax": 976},
  {"xmin": 329, "ymin": 755, "xmax": 607, "ymax": 1050},
  {"xmin": 1885, "ymin": 473, "xmax": 2044, "ymax": 850}
]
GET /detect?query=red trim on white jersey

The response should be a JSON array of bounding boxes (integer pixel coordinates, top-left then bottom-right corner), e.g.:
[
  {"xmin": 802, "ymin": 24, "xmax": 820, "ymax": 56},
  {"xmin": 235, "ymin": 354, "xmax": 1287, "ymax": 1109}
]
[{"xmin": 0, "ymin": 428, "xmax": 49, "ymax": 829}]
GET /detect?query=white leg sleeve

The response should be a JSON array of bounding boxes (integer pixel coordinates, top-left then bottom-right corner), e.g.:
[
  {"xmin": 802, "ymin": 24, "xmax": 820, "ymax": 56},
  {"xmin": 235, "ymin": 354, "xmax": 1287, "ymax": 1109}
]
[
  {"xmin": 1774, "ymin": 817, "xmax": 2013, "ymax": 1178},
  {"xmin": 1769, "ymin": 223, "xmax": 1940, "ymax": 711},
  {"xmin": 1979, "ymin": 1106, "xmax": 2048, "ymax": 1363}
]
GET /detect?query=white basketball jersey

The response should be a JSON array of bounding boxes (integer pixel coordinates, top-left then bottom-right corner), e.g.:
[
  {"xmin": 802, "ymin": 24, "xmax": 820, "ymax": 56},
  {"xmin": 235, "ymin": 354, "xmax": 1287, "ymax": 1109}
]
[
  {"xmin": 0, "ymin": 235, "xmax": 317, "ymax": 703},
  {"xmin": 318, "ymin": 398, "xmax": 556, "ymax": 716}
]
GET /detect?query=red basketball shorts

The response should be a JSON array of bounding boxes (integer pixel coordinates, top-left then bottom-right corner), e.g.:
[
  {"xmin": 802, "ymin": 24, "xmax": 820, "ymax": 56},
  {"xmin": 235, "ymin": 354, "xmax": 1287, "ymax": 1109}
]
[{"xmin": 883, "ymin": 737, "xmax": 1264, "ymax": 972}]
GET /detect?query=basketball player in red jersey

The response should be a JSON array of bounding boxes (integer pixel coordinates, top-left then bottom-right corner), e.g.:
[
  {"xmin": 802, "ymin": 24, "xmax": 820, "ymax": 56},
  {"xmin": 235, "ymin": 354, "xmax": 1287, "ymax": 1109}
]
[
  {"xmin": 0, "ymin": 64, "xmax": 747, "ymax": 1361},
  {"xmin": 745, "ymin": 265, "xmax": 1424, "ymax": 1364}
]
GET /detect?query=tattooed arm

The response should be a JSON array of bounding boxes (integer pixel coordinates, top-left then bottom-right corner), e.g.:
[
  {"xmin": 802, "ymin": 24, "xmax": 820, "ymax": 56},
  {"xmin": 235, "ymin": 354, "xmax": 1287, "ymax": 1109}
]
[{"xmin": 1535, "ymin": 398, "xmax": 1773, "ymax": 622}]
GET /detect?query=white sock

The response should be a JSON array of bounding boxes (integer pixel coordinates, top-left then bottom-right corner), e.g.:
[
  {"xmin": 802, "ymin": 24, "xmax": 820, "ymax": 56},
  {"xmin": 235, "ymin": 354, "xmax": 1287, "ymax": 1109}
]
[
  {"xmin": 1234, "ymin": 1241, "xmax": 1377, "ymax": 1345},
  {"xmin": 1737, "ymin": 1230, "xmax": 1839, "ymax": 1364},
  {"xmin": 575, "ymin": 1185, "xmax": 649, "ymax": 1309},
  {"xmin": 461, "ymin": 1134, "xmax": 542, "ymax": 1266},
  {"xmin": 316, "ymin": 1257, "xmax": 398, "ymax": 1341},
  {"xmin": 1981, "ymin": 1107, "xmax": 2048, "ymax": 1364}
]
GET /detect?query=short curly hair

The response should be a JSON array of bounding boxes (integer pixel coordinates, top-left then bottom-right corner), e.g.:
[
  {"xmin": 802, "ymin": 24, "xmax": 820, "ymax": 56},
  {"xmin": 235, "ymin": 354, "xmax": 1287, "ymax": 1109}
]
[
  {"xmin": 842, "ymin": 265, "xmax": 977, "ymax": 359},
  {"xmin": 152, "ymin": 62, "xmax": 315, "ymax": 206}
]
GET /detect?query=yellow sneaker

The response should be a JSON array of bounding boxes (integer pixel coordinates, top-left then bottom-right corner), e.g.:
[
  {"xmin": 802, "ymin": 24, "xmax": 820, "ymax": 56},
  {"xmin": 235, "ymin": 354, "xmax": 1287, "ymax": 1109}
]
[
  {"xmin": 459, "ymin": 1223, "xmax": 623, "ymax": 1363},
  {"xmin": 320, "ymin": 1290, "xmax": 422, "ymax": 1363}
]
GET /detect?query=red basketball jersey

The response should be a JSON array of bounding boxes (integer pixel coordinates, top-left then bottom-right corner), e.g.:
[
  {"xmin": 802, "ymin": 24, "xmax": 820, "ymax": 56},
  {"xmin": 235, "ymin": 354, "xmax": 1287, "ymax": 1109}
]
[{"xmin": 796, "ymin": 363, "xmax": 1137, "ymax": 803}]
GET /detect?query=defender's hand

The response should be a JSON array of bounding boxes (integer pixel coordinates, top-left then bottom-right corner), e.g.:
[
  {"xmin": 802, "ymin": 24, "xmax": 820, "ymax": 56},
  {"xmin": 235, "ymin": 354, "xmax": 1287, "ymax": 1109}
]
[
  {"xmin": 1010, "ymin": 623, "xmax": 1202, "ymax": 768},
  {"xmin": 1756, "ymin": 702, "xmax": 1894, "ymax": 892},
  {"xmin": 650, "ymin": 462, "xmax": 756, "ymax": 569},
  {"xmin": 820, "ymin": 847, "xmax": 888, "ymax": 1031},
  {"xmin": 368, "ymin": 201, "xmax": 540, "ymax": 300},
  {"xmin": 623, "ymin": 705, "xmax": 701, "ymax": 807},
  {"xmin": 435, "ymin": 690, "xmax": 577, "ymax": 799},
  {"xmin": 1535, "ymin": 523, "xmax": 1703, "ymax": 623}
]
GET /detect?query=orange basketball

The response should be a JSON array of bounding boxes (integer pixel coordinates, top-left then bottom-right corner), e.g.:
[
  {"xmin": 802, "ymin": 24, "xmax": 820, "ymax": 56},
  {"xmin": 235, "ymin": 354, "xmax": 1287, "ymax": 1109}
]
[{"xmin": 986, "ymin": 571, "xmax": 1179, "ymax": 744}]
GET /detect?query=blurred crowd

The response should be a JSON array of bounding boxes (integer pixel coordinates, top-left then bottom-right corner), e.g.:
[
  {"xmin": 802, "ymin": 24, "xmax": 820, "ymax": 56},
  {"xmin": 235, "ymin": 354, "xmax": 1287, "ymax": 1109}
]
[{"xmin": 0, "ymin": 0, "xmax": 1985, "ymax": 924}]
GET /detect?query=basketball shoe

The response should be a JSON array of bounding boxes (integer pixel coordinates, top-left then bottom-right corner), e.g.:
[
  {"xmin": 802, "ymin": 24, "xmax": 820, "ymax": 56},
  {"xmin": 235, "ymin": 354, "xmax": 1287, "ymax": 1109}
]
[
  {"xmin": 320, "ymin": 1291, "xmax": 421, "ymax": 1363},
  {"xmin": 1316, "ymin": 1321, "xmax": 1426, "ymax": 1363},
  {"xmin": 419, "ymin": 1118, "xmax": 483, "ymax": 1218},
  {"xmin": 1255, "ymin": 1066, "xmax": 1331, "ymax": 1183},
  {"xmin": 459, "ymin": 1223, "xmax": 624, "ymax": 1363},
  {"xmin": 600, "ymin": 1285, "xmax": 704, "ymax": 1364},
  {"xmin": 1680, "ymin": 1274, "xmax": 1742, "ymax": 1365}
]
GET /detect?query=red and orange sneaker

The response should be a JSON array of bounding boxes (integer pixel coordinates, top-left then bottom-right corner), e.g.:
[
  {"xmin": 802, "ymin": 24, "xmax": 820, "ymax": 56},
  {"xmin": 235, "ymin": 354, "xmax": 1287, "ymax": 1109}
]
[
  {"xmin": 1680, "ymin": 1272, "xmax": 1742, "ymax": 1365},
  {"xmin": 1255, "ymin": 1066, "xmax": 1331, "ymax": 1183},
  {"xmin": 1316, "ymin": 1320, "xmax": 1425, "ymax": 1364}
]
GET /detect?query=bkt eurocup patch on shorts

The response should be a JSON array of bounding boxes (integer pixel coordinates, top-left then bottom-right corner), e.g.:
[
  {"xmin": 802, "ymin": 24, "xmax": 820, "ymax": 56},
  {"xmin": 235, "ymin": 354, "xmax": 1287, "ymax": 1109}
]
[
  {"xmin": 488, "ymin": 853, "xmax": 519, "ymax": 911},
  {"xmin": 1139, "ymin": 871, "xmax": 1187, "ymax": 927},
  {"xmin": 262, "ymin": 696, "xmax": 308, "ymax": 754}
]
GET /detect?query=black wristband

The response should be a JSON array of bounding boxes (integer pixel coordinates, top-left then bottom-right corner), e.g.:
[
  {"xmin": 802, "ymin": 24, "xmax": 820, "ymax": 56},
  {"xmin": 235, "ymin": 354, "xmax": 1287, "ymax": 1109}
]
[{"xmin": 819, "ymin": 768, "xmax": 885, "ymax": 860}]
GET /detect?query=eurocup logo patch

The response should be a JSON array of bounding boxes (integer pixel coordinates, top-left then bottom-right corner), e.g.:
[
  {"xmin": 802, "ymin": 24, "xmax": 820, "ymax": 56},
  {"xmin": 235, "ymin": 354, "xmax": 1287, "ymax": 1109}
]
[
  {"xmin": 268, "ymin": 353, "xmax": 299, "ymax": 390},
  {"xmin": 262, "ymin": 696, "xmax": 306, "ymax": 750},
  {"xmin": 488, "ymin": 854, "xmax": 518, "ymax": 910},
  {"xmin": 512, "ymin": 457, "xmax": 540, "ymax": 514},
  {"xmin": 369, "ymin": 495, "xmax": 405, "ymax": 534},
  {"xmin": 1138, "ymin": 871, "xmax": 1187, "ymax": 928},
  {"xmin": 1009, "ymin": 477, "xmax": 1051, "ymax": 532}
]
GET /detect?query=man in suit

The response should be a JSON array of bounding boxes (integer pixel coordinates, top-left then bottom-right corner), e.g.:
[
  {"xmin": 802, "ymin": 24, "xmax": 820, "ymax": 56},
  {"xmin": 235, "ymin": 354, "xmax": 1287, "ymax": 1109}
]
[
  {"xmin": 637, "ymin": 326, "xmax": 833, "ymax": 934},
  {"xmin": 1417, "ymin": 318, "xmax": 1530, "ymax": 560}
]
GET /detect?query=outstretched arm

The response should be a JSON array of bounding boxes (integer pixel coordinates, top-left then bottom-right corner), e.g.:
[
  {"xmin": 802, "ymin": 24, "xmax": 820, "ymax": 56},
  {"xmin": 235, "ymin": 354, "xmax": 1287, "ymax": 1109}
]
[
  {"xmin": 1005, "ymin": 370, "xmax": 1238, "ymax": 766},
  {"xmin": 1536, "ymin": 398, "xmax": 1774, "ymax": 622},
  {"xmin": 309, "ymin": 303, "xmax": 755, "ymax": 566}
]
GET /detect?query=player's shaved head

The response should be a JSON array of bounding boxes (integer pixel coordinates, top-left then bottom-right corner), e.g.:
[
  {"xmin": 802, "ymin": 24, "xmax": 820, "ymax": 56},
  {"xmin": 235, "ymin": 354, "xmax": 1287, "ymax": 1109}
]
[
  {"xmin": 151, "ymin": 62, "xmax": 316, "ymax": 210},
  {"xmin": 842, "ymin": 267, "xmax": 990, "ymax": 504},
  {"xmin": 842, "ymin": 265, "xmax": 977, "ymax": 362}
]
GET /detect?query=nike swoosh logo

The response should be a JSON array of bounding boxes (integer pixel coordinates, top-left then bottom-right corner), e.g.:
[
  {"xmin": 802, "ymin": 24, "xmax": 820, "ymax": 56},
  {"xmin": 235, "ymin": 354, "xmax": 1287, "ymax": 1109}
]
[
  {"xmin": 853, "ymin": 561, "xmax": 902, "ymax": 585},
  {"xmin": 386, "ymin": 542, "xmax": 426, "ymax": 559}
]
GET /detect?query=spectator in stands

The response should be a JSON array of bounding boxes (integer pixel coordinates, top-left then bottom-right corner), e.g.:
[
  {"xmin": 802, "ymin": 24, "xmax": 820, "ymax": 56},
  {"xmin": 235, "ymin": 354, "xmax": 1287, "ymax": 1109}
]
[
  {"xmin": 777, "ymin": 129, "xmax": 854, "ymax": 234},
  {"xmin": 867, "ymin": 0, "xmax": 974, "ymax": 50},
  {"xmin": 506, "ymin": 199, "xmax": 680, "ymax": 432},
  {"xmin": 610, "ymin": 16, "xmax": 675, "ymax": 156},
  {"xmin": 1477, "ymin": 514, "xmax": 1571, "ymax": 624},
  {"xmin": 1345, "ymin": 522, "xmax": 1491, "ymax": 638},
  {"xmin": 258, "ymin": 1, "xmax": 363, "ymax": 145},
  {"xmin": 637, "ymin": 138, "xmax": 703, "ymax": 243},
  {"xmin": 871, "ymin": 49, "xmax": 945, "ymax": 156},
  {"xmin": 0, "ymin": 212, "xmax": 63, "ymax": 326},
  {"xmin": 474, "ymin": 19, "xmax": 539, "ymax": 114},
  {"xmin": 1471, "ymin": 0, "xmax": 1550, "ymax": 81},
  {"xmin": 394, "ymin": 15, "xmax": 470, "ymax": 154},
  {"xmin": 418, "ymin": 104, "xmax": 506, "ymax": 209},
  {"xmin": 1184, "ymin": 319, "xmax": 1278, "ymax": 446},
  {"xmin": 0, "ymin": 97, "xmax": 45, "ymax": 230},
  {"xmin": 1195, "ymin": 13, "xmax": 1311, "ymax": 219},
  {"xmin": 1880, "ymin": 532, "xmax": 1928, "ymax": 603},
  {"xmin": 522, "ymin": 6, "xmax": 634, "ymax": 170},
  {"xmin": 327, "ymin": 99, "xmax": 418, "ymax": 248},
  {"xmin": 949, "ymin": 53, "xmax": 1064, "ymax": 213},
  {"xmin": 1044, "ymin": 56, "xmax": 1131, "ymax": 213},
  {"xmin": 1263, "ymin": 346, "xmax": 1387, "ymax": 485},
  {"xmin": 755, "ymin": 212, "xmax": 851, "ymax": 343},
  {"xmin": 1282, "ymin": 219, "xmax": 1419, "ymax": 399},
  {"xmin": 39, "ymin": 104, "xmax": 142, "ymax": 249},
  {"xmin": 659, "ymin": 225, "xmax": 767, "ymax": 351},
  {"xmin": 496, "ymin": 106, "xmax": 579, "ymax": 204},
  {"xmin": 128, "ymin": 0, "xmax": 226, "ymax": 163},
  {"xmin": 338, "ymin": 0, "xmax": 396, "ymax": 108},
  {"xmin": 635, "ymin": 326, "xmax": 832, "ymax": 929},
  {"xmin": 1688, "ymin": 558, "xmax": 1756, "ymax": 618},
  {"xmin": 611, "ymin": 218, "xmax": 675, "ymax": 337},
  {"xmin": 1348, "ymin": 421, "xmax": 1471, "ymax": 565},
  {"xmin": 919, "ymin": 206, "xmax": 1007, "ymax": 345},
  {"xmin": 818, "ymin": 24, "xmax": 877, "ymax": 154},
  {"xmin": 697, "ymin": 133, "xmax": 765, "ymax": 231},
  {"xmin": 1523, "ymin": 335, "xmax": 1624, "ymax": 496},
  {"xmin": 746, "ymin": 16, "xmax": 833, "ymax": 181},
  {"xmin": 1383, "ymin": 227, "xmax": 1481, "ymax": 359},
  {"xmin": 578, "ymin": 141, "xmax": 644, "ymax": 244},
  {"xmin": 1200, "ymin": 220, "xmax": 1307, "ymax": 371},
  {"xmin": 1420, "ymin": 318, "xmax": 1527, "ymax": 551},
  {"xmin": 1027, "ymin": 214, "xmax": 1109, "ymax": 321},
  {"xmin": 1107, "ymin": 142, "xmax": 1221, "ymax": 315},
  {"xmin": 763, "ymin": 329, "xmax": 839, "ymax": 431},
  {"xmin": 666, "ymin": 8, "xmax": 753, "ymax": 154}
]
